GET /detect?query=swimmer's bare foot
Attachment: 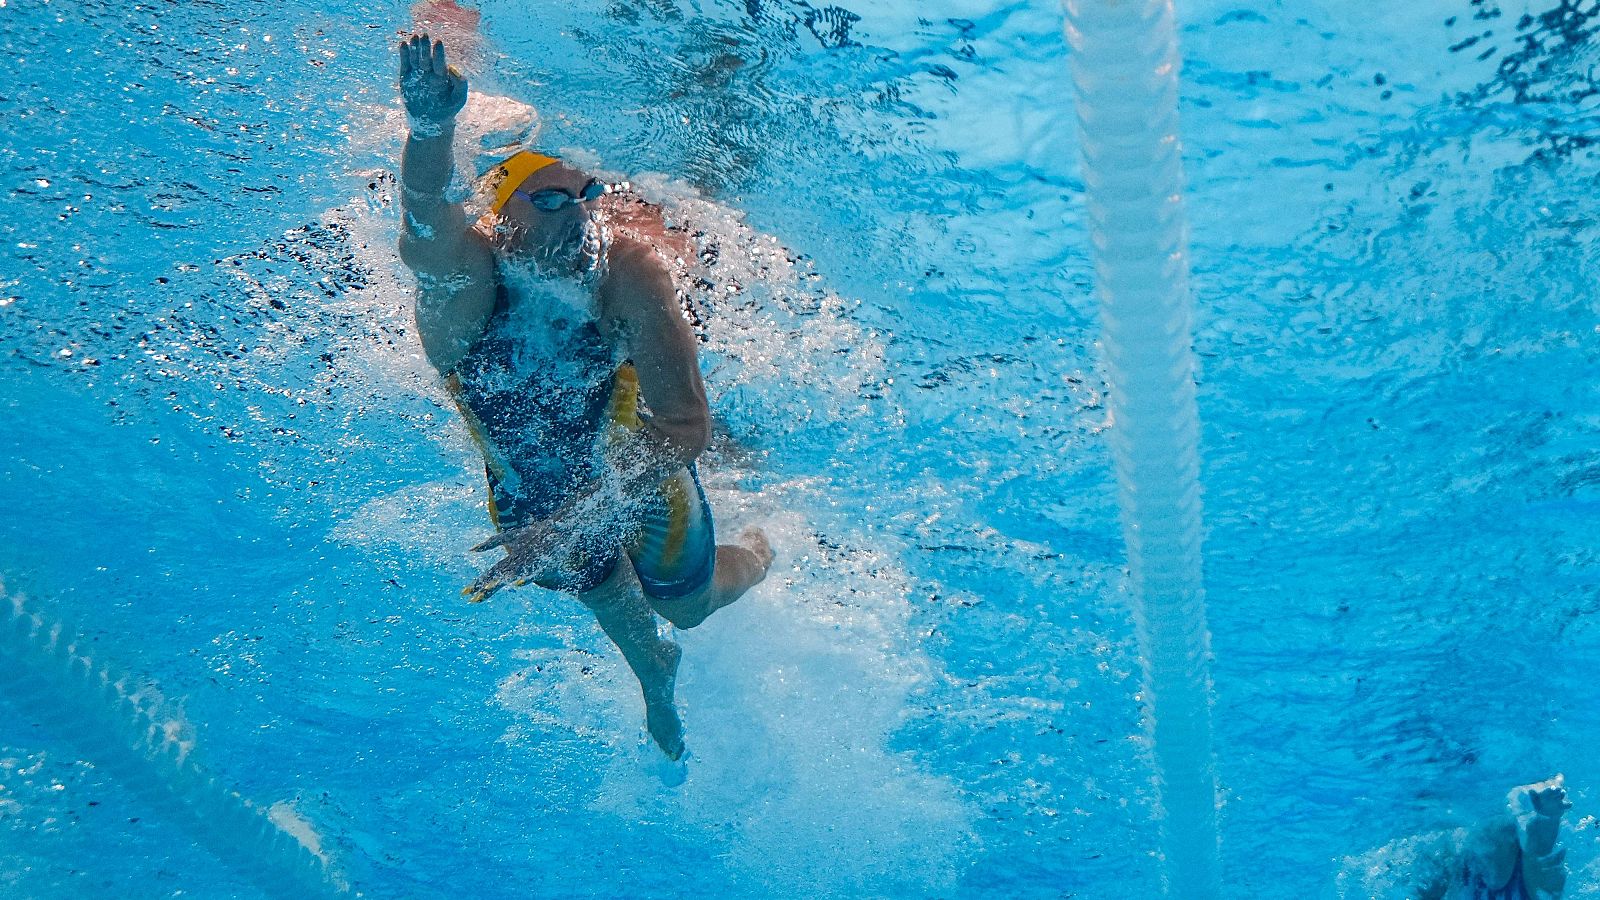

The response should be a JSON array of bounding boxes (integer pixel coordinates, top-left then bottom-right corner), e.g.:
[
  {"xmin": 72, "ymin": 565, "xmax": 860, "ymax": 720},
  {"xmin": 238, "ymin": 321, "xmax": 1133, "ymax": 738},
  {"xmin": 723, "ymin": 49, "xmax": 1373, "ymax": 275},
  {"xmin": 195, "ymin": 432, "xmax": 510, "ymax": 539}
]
[
  {"xmin": 739, "ymin": 525, "xmax": 774, "ymax": 581},
  {"xmin": 643, "ymin": 641, "xmax": 684, "ymax": 759}
]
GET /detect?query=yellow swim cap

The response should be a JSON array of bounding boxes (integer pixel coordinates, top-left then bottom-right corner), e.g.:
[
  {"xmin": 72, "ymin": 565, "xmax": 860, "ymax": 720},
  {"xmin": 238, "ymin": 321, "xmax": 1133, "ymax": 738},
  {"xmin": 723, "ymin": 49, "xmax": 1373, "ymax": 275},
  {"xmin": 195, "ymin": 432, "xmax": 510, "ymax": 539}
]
[{"xmin": 488, "ymin": 150, "xmax": 560, "ymax": 214}]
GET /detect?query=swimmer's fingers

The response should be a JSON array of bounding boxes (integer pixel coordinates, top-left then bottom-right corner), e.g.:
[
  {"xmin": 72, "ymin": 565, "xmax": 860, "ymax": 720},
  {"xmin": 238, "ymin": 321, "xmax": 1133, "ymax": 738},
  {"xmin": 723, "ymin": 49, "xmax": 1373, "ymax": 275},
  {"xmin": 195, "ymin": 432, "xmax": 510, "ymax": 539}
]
[
  {"xmin": 399, "ymin": 34, "xmax": 426, "ymax": 84},
  {"xmin": 469, "ymin": 520, "xmax": 532, "ymax": 552},
  {"xmin": 407, "ymin": 33, "xmax": 429, "ymax": 73},
  {"xmin": 484, "ymin": 553, "xmax": 518, "ymax": 583},
  {"xmin": 464, "ymin": 554, "xmax": 539, "ymax": 603},
  {"xmin": 463, "ymin": 577, "xmax": 500, "ymax": 603},
  {"xmin": 470, "ymin": 521, "xmax": 555, "ymax": 554},
  {"xmin": 424, "ymin": 37, "xmax": 468, "ymax": 101},
  {"xmin": 469, "ymin": 531, "xmax": 512, "ymax": 553},
  {"xmin": 431, "ymin": 36, "xmax": 448, "ymax": 75},
  {"xmin": 477, "ymin": 528, "xmax": 548, "ymax": 554},
  {"xmin": 448, "ymin": 67, "xmax": 468, "ymax": 108},
  {"xmin": 462, "ymin": 579, "xmax": 502, "ymax": 603},
  {"xmin": 1532, "ymin": 785, "xmax": 1572, "ymax": 815},
  {"xmin": 463, "ymin": 562, "xmax": 510, "ymax": 602}
]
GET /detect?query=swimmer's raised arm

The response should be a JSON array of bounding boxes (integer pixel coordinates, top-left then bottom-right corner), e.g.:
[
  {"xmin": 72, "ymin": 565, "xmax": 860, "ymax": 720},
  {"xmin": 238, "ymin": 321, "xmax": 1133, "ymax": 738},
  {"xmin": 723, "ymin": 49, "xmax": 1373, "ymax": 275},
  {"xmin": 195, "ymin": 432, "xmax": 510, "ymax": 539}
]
[{"xmin": 396, "ymin": 33, "xmax": 495, "ymax": 371}]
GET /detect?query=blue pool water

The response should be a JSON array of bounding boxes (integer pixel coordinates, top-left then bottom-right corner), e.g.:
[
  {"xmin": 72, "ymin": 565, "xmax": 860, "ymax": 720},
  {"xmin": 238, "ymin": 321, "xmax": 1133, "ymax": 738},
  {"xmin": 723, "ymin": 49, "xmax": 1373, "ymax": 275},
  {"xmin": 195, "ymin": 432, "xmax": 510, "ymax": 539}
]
[{"xmin": 2, "ymin": 0, "xmax": 1598, "ymax": 896}]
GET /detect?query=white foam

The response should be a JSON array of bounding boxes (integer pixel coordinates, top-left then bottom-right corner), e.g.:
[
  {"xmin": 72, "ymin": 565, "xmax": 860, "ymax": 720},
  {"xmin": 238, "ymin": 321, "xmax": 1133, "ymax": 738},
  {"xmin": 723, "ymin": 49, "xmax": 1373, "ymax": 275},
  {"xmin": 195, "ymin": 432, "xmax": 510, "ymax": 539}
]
[
  {"xmin": 491, "ymin": 480, "xmax": 976, "ymax": 897},
  {"xmin": 641, "ymin": 179, "xmax": 892, "ymax": 441},
  {"xmin": 268, "ymin": 800, "xmax": 330, "ymax": 866}
]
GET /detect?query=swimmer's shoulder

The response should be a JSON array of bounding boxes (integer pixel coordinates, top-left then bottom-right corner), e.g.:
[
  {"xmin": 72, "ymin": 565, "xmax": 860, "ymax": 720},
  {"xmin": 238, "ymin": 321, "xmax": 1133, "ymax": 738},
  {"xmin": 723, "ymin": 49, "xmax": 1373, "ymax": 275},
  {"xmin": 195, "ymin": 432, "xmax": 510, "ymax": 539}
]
[{"xmin": 601, "ymin": 192, "xmax": 693, "ymax": 261}]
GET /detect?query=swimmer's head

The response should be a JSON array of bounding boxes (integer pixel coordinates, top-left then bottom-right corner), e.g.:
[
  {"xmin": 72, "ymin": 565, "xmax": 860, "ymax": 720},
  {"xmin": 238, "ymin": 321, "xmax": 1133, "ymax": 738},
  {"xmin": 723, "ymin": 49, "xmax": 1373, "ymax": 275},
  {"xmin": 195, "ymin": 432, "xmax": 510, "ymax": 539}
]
[{"xmin": 481, "ymin": 150, "xmax": 611, "ymax": 271}]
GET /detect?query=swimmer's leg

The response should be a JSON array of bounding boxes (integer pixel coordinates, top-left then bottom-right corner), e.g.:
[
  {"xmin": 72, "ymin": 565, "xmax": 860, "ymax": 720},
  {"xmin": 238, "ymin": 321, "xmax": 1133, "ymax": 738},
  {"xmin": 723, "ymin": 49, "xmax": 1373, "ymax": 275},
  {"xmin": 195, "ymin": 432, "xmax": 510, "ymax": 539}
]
[
  {"xmin": 579, "ymin": 561, "xmax": 684, "ymax": 760},
  {"xmin": 647, "ymin": 526, "xmax": 773, "ymax": 631},
  {"xmin": 628, "ymin": 464, "xmax": 773, "ymax": 629}
]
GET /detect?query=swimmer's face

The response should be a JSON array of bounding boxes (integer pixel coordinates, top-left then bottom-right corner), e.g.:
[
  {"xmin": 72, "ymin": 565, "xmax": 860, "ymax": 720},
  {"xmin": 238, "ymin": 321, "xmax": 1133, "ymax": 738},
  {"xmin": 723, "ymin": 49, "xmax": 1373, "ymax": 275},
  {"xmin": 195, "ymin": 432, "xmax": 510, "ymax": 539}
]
[{"xmin": 494, "ymin": 165, "xmax": 603, "ymax": 268}]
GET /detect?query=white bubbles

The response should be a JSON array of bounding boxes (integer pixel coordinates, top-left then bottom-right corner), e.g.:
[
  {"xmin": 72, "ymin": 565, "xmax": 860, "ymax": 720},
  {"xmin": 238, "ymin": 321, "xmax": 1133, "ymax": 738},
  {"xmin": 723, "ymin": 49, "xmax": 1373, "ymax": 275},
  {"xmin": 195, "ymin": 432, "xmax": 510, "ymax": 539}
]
[
  {"xmin": 625, "ymin": 173, "xmax": 891, "ymax": 445},
  {"xmin": 493, "ymin": 479, "xmax": 976, "ymax": 897},
  {"xmin": 494, "ymin": 636, "xmax": 631, "ymax": 746},
  {"xmin": 327, "ymin": 476, "xmax": 486, "ymax": 560},
  {"xmin": 496, "ymin": 255, "xmax": 602, "ymax": 338}
]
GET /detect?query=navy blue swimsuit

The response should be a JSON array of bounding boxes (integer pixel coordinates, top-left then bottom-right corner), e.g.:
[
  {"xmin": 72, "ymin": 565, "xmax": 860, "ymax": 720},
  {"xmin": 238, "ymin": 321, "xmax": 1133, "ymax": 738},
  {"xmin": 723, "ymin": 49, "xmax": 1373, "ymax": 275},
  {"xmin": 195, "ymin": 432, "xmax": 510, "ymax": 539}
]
[{"xmin": 447, "ymin": 283, "xmax": 622, "ymax": 592}]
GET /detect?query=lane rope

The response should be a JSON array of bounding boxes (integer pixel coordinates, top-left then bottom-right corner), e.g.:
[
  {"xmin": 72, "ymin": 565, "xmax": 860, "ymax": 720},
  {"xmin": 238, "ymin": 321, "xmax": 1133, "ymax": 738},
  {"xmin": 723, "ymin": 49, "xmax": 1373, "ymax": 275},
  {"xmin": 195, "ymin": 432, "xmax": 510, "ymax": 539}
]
[{"xmin": 0, "ymin": 583, "xmax": 349, "ymax": 897}]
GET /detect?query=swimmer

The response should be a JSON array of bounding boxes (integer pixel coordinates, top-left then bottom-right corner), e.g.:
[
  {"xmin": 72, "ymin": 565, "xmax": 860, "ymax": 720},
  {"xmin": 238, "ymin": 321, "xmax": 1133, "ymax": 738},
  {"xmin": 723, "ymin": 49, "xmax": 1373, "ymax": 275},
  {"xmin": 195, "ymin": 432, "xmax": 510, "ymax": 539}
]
[
  {"xmin": 1452, "ymin": 778, "xmax": 1570, "ymax": 900},
  {"xmin": 395, "ymin": 33, "xmax": 774, "ymax": 760},
  {"xmin": 1343, "ymin": 776, "xmax": 1570, "ymax": 900}
]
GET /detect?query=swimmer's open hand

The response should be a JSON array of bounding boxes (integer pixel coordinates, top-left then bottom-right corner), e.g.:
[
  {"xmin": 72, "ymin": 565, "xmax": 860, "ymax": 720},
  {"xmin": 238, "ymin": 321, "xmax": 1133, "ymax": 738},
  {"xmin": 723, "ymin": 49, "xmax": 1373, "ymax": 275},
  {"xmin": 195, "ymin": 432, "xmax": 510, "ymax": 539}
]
[
  {"xmin": 1516, "ymin": 779, "xmax": 1571, "ymax": 898},
  {"xmin": 1528, "ymin": 783, "xmax": 1572, "ymax": 820},
  {"xmin": 462, "ymin": 522, "xmax": 560, "ymax": 603},
  {"xmin": 398, "ymin": 34, "xmax": 467, "ymax": 134}
]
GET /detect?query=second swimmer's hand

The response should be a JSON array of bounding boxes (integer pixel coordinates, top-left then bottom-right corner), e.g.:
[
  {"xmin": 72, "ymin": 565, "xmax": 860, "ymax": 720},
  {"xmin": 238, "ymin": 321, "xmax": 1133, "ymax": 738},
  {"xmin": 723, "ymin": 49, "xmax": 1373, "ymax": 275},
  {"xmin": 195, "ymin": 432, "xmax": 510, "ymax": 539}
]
[
  {"xmin": 1520, "ymin": 782, "xmax": 1570, "ymax": 857},
  {"xmin": 398, "ymin": 34, "xmax": 467, "ymax": 134}
]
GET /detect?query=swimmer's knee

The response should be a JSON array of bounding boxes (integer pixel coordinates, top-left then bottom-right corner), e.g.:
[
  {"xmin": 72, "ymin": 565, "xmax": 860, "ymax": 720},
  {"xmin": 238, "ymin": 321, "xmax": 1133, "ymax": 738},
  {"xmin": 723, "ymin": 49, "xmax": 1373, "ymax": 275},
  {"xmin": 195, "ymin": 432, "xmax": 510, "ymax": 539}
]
[{"xmin": 645, "ymin": 589, "xmax": 712, "ymax": 630}]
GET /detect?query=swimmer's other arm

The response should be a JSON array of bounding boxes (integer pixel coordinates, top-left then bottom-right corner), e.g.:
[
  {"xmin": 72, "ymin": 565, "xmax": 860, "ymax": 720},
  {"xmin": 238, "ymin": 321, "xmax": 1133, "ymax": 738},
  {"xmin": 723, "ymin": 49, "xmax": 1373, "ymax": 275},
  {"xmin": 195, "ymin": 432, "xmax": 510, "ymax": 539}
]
[
  {"xmin": 396, "ymin": 34, "xmax": 495, "ymax": 373},
  {"xmin": 603, "ymin": 240, "xmax": 712, "ymax": 466}
]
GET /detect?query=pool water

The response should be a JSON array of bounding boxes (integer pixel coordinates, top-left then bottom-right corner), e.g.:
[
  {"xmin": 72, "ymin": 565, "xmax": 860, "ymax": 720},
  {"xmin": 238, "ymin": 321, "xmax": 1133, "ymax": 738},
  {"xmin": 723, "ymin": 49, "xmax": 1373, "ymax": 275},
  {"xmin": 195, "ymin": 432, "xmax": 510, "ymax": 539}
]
[{"xmin": 2, "ymin": 0, "xmax": 1597, "ymax": 896}]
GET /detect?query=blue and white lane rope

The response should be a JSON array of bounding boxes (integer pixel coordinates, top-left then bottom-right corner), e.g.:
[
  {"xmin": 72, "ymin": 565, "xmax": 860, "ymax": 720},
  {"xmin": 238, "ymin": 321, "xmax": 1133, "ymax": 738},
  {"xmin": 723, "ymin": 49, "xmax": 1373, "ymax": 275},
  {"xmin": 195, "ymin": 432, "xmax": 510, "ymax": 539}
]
[
  {"xmin": 0, "ymin": 584, "xmax": 347, "ymax": 897},
  {"xmin": 1061, "ymin": 0, "xmax": 1222, "ymax": 896}
]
